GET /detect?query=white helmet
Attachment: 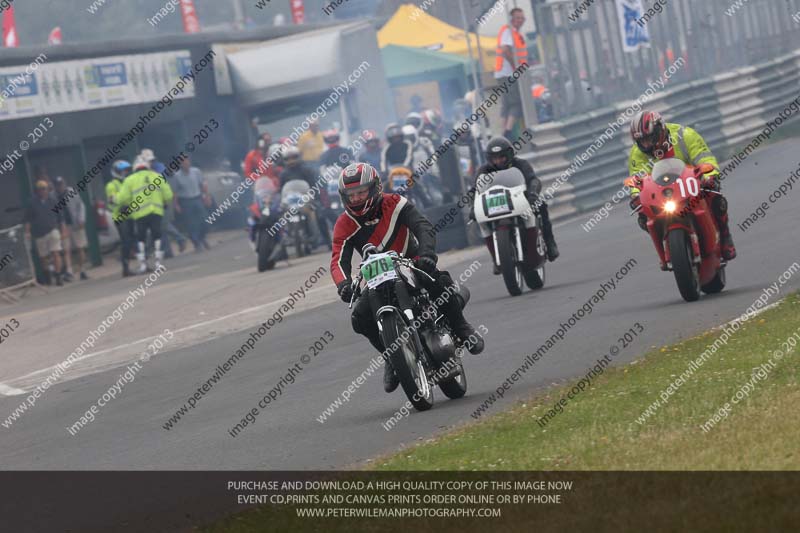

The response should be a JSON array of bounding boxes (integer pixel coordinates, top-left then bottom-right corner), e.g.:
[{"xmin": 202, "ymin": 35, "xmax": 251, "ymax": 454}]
[
  {"xmin": 267, "ymin": 143, "xmax": 284, "ymax": 162},
  {"xmin": 133, "ymin": 156, "xmax": 150, "ymax": 170},
  {"xmin": 401, "ymin": 124, "xmax": 418, "ymax": 146}
]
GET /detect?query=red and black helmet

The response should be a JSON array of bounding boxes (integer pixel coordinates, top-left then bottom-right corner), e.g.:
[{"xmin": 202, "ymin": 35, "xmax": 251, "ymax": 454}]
[
  {"xmin": 338, "ymin": 162, "xmax": 382, "ymax": 220},
  {"xmin": 630, "ymin": 110, "xmax": 668, "ymax": 156}
]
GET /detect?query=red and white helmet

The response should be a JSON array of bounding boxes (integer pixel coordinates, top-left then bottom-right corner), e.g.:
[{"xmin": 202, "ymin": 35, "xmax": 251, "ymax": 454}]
[
  {"xmin": 422, "ymin": 109, "xmax": 443, "ymax": 131},
  {"xmin": 363, "ymin": 129, "xmax": 380, "ymax": 147},
  {"xmin": 338, "ymin": 163, "xmax": 382, "ymax": 220},
  {"xmin": 630, "ymin": 110, "xmax": 668, "ymax": 156},
  {"xmin": 323, "ymin": 129, "xmax": 340, "ymax": 145}
]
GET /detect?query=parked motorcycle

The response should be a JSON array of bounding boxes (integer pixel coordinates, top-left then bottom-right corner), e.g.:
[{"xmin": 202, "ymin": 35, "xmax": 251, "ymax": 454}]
[
  {"xmin": 626, "ymin": 159, "xmax": 726, "ymax": 302},
  {"xmin": 348, "ymin": 244, "xmax": 470, "ymax": 412},
  {"xmin": 320, "ymin": 165, "xmax": 344, "ymax": 242},
  {"xmin": 281, "ymin": 179, "xmax": 316, "ymax": 258},
  {"xmin": 473, "ymin": 168, "xmax": 546, "ymax": 296}
]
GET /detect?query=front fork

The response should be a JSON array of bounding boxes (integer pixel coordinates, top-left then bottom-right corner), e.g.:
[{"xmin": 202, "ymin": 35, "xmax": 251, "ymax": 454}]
[
  {"xmin": 661, "ymin": 224, "xmax": 702, "ymax": 269},
  {"xmin": 491, "ymin": 223, "xmax": 524, "ymax": 268}
]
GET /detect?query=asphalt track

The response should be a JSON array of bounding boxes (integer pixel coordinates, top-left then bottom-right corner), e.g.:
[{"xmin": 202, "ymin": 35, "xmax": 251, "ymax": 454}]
[{"xmin": 1, "ymin": 138, "xmax": 798, "ymax": 471}]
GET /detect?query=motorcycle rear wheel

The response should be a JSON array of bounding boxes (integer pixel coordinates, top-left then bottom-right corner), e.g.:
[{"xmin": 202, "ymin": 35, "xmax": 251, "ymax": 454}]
[
  {"xmin": 380, "ymin": 314, "xmax": 434, "ymax": 411},
  {"xmin": 702, "ymin": 266, "xmax": 726, "ymax": 294},
  {"xmin": 668, "ymin": 229, "xmax": 701, "ymax": 302},
  {"xmin": 438, "ymin": 357, "xmax": 467, "ymax": 399}
]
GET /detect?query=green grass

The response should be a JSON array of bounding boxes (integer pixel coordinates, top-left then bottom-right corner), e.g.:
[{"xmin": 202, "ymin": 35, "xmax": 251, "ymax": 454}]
[{"xmin": 374, "ymin": 292, "xmax": 800, "ymax": 471}]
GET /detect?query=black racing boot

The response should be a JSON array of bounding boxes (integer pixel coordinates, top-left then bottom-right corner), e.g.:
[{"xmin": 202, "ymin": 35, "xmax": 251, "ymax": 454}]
[
  {"xmin": 721, "ymin": 231, "xmax": 737, "ymax": 261},
  {"xmin": 437, "ymin": 277, "xmax": 485, "ymax": 355},
  {"xmin": 382, "ymin": 357, "xmax": 400, "ymax": 393},
  {"xmin": 365, "ymin": 330, "xmax": 399, "ymax": 393},
  {"xmin": 452, "ymin": 321, "xmax": 484, "ymax": 355},
  {"xmin": 539, "ymin": 202, "xmax": 559, "ymax": 261}
]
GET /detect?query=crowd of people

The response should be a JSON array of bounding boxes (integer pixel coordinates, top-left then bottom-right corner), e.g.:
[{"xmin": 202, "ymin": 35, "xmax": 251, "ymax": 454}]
[
  {"xmin": 105, "ymin": 150, "xmax": 211, "ymax": 277},
  {"xmin": 24, "ymin": 174, "xmax": 90, "ymax": 286},
  {"xmin": 241, "ymin": 110, "xmax": 462, "ymax": 255}
]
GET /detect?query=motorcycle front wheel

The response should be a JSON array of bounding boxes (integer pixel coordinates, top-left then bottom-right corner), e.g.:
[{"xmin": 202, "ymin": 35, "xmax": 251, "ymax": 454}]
[
  {"xmin": 380, "ymin": 313, "xmax": 434, "ymax": 411},
  {"xmin": 523, "ymin": 226, "xmax": 546, "ymax": 290},
  {"xmin": 668, "ymin": 229, "xmax": 701, "ymax": 302},
  {"xmin": 496, "ymin": 227, "xmax": 523, "ymax": 296},
  {"xmin": 257, "ymin": 229, "xmax": 276, "ymax": 272}
]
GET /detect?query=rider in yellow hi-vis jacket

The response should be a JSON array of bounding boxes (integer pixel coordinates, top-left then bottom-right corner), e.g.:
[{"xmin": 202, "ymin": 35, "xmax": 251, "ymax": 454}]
[{"xmin": 627, "ymin": 110, "xmax": 736, "ymax": 260}]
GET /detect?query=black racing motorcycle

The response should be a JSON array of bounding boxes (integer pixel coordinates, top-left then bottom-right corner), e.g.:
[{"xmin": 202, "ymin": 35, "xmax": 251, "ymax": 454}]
[{"xmin": 349, "ymin": 244, "xmax": 471, "ymax": 411}]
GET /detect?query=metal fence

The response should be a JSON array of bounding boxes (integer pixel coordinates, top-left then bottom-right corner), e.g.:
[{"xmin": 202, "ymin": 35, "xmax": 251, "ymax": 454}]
[{"xmin": 532, "ymin": 0, "xmax": 800, "ymax": 120}]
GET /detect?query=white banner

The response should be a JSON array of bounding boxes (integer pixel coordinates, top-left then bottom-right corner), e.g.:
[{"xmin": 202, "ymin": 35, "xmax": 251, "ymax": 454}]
[
  {"xmin": 0, "ymin": 50, "xmax": 195, "ymax": 122},
  {"xmin": 615, "ymin": 0, "xmax": 651, "ymax": 53}
]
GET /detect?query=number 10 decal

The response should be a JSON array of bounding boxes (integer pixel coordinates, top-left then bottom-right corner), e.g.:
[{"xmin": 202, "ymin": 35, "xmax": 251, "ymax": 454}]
[{"xmin": 676, "ymin": 177, "xmax": 699, "ymax": 198}]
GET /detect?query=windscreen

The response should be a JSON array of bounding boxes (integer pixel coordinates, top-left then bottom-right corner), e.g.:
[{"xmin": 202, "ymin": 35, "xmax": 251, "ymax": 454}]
[
  {"xmin": 650, "ymin": 158, "xmax": 688, "ymax": 186},
  {"xmin": 475, "ymin": 167, "xmax": 526, "ymax": 193}
]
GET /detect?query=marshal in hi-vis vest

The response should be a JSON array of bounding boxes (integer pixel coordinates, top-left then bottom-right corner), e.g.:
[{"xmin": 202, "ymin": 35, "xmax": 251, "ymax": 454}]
[{"xmin": 495, "ymin": 24, "xmax": 528, "ymax": 73}]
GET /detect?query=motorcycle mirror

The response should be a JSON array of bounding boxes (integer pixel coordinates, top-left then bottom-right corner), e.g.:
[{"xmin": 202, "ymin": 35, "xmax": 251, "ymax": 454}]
[
  {"xmin": 696, "ymin": 163, "xmax": 716, "ymax": 176},
  {"xmin": 623, "ymin": 177, "xmax": 639, "ymax": 188}
]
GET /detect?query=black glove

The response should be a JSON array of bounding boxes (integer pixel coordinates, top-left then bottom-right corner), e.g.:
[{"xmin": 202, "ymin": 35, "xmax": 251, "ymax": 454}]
[
  {"xmin": 415, "ymin": 255, "xmax": 437, "ymax": 274},
  {"xmin": 337, "ymin": 280, "xmax": 353, "ymax": 303}
]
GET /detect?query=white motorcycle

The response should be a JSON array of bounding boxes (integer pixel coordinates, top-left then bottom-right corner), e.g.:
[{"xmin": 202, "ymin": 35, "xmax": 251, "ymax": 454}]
[{"xmin": 473, "ymin": 167, "xmax": 546, "ymax": 296}]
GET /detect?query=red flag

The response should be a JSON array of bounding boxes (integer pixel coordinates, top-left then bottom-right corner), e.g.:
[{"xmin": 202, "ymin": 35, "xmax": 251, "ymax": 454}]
[
  {"xmin": 179, "ymin": 0, "xmax": 201, "ymax": 34},
  {"xmin": 2, "ymin": 6, "xmax": 18, "ymax": 48},
  {"xmin": 48, "ymin": 26, "xmax": 63, "ymax": 45},
  {"xmin": 290, "ymin": 0, "xmax": 305, "ymax": 24}
]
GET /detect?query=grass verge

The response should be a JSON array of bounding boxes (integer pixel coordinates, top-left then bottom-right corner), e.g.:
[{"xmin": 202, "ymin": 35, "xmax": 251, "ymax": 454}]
[{"xmin": 374, "ymin": 292, "xmax": 800, "ymax": 470}]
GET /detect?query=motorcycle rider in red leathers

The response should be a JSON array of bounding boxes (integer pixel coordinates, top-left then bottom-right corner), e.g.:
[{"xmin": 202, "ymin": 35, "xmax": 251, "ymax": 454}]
[{"xmin": 331, "ymin": 163, "xmax": 484, "ymax": 393}]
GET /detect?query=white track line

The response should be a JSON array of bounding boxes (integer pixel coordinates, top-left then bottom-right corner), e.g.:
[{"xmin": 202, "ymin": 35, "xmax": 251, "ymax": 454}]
[
  {"xmin": 0, "ymin": 383, "xmax": 26, "ymax": 396},
  {"xmin": 2, "ymin": 285, "xmax": 330, "ymax": 392}
]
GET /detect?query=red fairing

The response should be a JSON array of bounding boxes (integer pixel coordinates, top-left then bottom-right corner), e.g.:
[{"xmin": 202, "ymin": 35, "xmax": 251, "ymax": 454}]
[{"xmin": 637, "ymin": 162, "xmax": 722, "ymax": 285}]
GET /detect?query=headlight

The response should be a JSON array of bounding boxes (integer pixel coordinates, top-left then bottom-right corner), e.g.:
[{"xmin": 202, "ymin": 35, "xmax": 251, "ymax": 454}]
[
  {"xmin": 261, "ymin": 207, "xmax": 270, "ymax": 217},
  {"xmin": 664, "ymin": 200, "xmax": 677, "ymax": 213}
]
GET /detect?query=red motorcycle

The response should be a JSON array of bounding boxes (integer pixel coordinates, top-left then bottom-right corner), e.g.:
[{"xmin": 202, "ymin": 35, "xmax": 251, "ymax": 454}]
[{"xmin": 626, "ymin": 158, "xmax": 726, "ymax": 302}]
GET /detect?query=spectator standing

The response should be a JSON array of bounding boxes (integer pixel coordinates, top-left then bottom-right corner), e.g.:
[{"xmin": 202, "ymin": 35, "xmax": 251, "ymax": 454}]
[
  {"xmin": 172, "ymin": 156, "xmax": 211, "ymax": 252},
  {"xmin": 141, "ymin": 148, "xmax": 187, "ymax": 257},
  {"xmin": 25, "ymin": 180, "xmax": 66, "ymax": 286},
  {"xmin": 53, "ymin": 176, "xmax": 89, "ymax": 281},
  {"xmin": 107, "ymin": 160, "xmax": 135, "ymax": 277},
  {"xmin": 495, "ymin": 8, "xmax": 528, "ymax": 139},
  {"xmin": 297, "ymin": 120, "xmax": 325, "ymax": 164}
]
